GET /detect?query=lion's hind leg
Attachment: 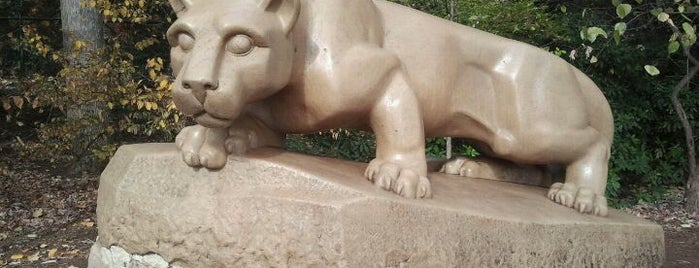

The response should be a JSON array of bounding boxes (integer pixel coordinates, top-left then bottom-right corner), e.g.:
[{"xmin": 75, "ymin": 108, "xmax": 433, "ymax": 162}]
[{"xmin": 547, "ymin": 137, "xmax": 611, "ymax": 216}]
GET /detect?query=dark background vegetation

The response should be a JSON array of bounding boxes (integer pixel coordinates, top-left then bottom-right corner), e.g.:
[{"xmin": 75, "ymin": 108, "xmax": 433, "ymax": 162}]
[{"xmin": 1, "ymin": 0, "xmax": 698, "ymax": 210}]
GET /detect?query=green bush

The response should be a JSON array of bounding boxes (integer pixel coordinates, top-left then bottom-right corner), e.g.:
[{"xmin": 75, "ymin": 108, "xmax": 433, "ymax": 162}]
[{"xmin": 547, "ymin": 0, "xmax": 699, "ymax": 205}]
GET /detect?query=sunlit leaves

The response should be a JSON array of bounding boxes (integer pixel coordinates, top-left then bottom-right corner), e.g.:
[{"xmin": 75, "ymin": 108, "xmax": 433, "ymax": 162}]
[
  {"xmin": 644, "ymin": 65, "xmax": 660, "ymax": 76},
  {"xmin": 616, "ymin": 4, "xmax": 632, "ymax": 19},
  {"xmin": 581, "ymin": 26, "xmax": 608, "ymax": 43},
  {"xmin": 613, "ymin": 22, "xmax": 627, "ymax": 44},
  {"xmin": 668, "ymin": 41, "xmax": 680, "ymax": 54}
]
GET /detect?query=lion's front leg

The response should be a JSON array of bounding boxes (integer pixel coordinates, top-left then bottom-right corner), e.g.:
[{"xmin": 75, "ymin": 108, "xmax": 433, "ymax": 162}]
[
  {"xmin": 175, "ymin": 115, "xmax": 284, "ymax": 169},
  {"xmin": 224, "ymin": 115, "xmax": 284, "ymax": 155},
  {"xmin": 365, "ymin": 71, "xmax": 432, "ymax": 199}
]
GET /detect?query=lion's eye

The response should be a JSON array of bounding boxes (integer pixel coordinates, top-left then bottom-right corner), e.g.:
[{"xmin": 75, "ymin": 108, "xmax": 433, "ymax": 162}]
[
  {"xmin": 178, "ymin": 33, "xmax": 195, "ymax": 51},
  {"xmin": 226, "ymin": 34, "xmax": 254, "ymax": 55}
]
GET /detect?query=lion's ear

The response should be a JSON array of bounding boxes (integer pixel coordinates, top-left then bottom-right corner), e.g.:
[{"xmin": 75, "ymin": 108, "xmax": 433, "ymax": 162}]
[
  {"xmin": 168, "ymin": 0, "xmax": 193, "ymax": 16},
  {"xmin": 259, "ymin": 0, "xmax": 300, "ymax": 35}
]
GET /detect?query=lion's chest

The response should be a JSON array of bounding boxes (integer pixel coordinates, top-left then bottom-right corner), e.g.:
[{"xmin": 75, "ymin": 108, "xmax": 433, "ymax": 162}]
[{"xmin": 260, "ymin": 87, "xmax": 372, "ymax": 133}]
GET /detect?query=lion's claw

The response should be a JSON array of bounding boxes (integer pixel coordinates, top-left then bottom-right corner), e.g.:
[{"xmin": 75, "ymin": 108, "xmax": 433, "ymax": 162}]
[
  {"xmin": 548, "ymin": 182, "xmax": 608, "ymax": 216},
  {"xmin": 366, "ymin": 159, "xmax": 432, "ymax": 199}
]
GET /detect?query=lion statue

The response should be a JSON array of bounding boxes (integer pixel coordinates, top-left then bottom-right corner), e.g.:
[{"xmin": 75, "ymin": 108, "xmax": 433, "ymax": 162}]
[{"xmin": 167, "ymin": 0, "xmax": 614, "ymax": 216}]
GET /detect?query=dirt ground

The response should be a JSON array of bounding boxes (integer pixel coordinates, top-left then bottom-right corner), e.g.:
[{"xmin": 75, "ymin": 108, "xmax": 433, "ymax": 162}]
[{"xmin": 1, "ymin": 161, "xmax": 697, "ymax": 267}]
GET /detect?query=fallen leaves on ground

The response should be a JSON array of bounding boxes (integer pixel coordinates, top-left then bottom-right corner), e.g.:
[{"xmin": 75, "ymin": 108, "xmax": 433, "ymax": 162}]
[
  {"xmin": 623, "ymin": 187, "xmax": 699, "ymax": 231},
  {"xmin": 0, "ymin": 159, "xmax": 98, "ymax": 267}
]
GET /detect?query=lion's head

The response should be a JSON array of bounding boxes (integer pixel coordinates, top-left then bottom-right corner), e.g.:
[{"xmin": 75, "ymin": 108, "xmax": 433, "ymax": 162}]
[{"xmin": 167, "ymin": 0, "xmax": 300, "ymax": 128}]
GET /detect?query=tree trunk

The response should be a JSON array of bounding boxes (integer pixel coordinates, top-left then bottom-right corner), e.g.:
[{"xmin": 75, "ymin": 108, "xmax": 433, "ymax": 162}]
[
  {"xmin": 60, "ymin": 0, "xmax": 105, "ymax": 66},
  {"xmin": 60, "ymin": 0, "xmax": 107, "ymax": 169},
  {"xmin": 688, "ymin": 173, "xmax": 699, "ymax": 216},
  {"xmin": 60, "ymin": 0, "xmax": 105, "ymax": 120}
]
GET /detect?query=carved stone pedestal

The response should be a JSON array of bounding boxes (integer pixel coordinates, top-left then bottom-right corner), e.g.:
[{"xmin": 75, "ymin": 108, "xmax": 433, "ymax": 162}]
[{"xmin": 88, "ymin": 144, "xmax": 663, "ymax": 268}]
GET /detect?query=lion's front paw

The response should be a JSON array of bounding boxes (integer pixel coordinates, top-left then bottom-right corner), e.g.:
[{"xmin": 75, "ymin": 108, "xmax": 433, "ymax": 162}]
[
  {"xmin": 224, "ymin": 128, "xmax": 260, "ymax": 155},
  {"xmin": 547, "ymin": 182, "xmax": 608, "ymax": 216},
  {"xmin": 365, "ymin": 159, "xmax": 432, "ymax": 199},
  {"xmin": 440, "ymin": 157, "xmax": 480, "ymax": 177},
  {"xmin": 175, "ymin": 125, "xmax": 228, "ymax": 169}
]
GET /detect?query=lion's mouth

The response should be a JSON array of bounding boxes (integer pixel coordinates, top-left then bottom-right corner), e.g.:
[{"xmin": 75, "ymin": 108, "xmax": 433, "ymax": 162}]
[{"xmin": 193, "ymin": 112, "xmax": 232, "ymax": 128}]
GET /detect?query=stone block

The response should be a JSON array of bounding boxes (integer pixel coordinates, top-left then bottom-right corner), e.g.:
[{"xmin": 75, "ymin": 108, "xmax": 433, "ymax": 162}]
[{"xmin": 90, "ymin": 144, "xmax": 663, "ymax": 267}]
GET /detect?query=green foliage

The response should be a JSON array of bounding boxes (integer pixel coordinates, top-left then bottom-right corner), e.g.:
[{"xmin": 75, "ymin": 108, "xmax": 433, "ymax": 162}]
[
  {"xmin": 286, "ymin": 130, "xmax": 376, "ymax": 163},
  {"xmin": 425, "ymin": 138, "xmax": 480, "ymax": 158},
  {"xmin": 547, "ymin": 0, "xmax": 699, "ymax": 205},
  {"xmin": 393, "ymin": 0, "xmax": 567, "ymax": 44}
]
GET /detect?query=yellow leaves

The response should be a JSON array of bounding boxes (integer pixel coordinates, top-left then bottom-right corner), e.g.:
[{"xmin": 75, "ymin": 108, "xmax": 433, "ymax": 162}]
[
  {"xmin": 118, "ymin": 6, "xmax": 129, "ymax": 17},
  {"xmin": 73, "ymin": 40, "xmax": 85, "ymax": 51},
  {"xmin": 136, "ymin": 101, "xmax": 159, "ymax": 111},
  {"xmin": 10, "ymin": 254, "xmax": 24, "ymax": 260},
  {"xmin": 157, "ymin": 80, "xmax": 170, "ymax": 91},
  {"xmin": 2, "ymin": 99, "xmax": 10, "ymax": 111},
  {"xmin": 79, "ymin": 219, "xmax": 95, "ymax": 228},
  {"xmin": 145, "ymin": 102, "xmax": 158, "ymax": 111},
  {"xmin": 91, "ymin": 0, "xmax": 151, "ymax": 24},
  {"xmin": 146, "ymin": 58, "xmax": 162, "ymax": 80},
  {"xmin": 12, "ymin": 96, "xmax": 24, "ymax": 109},
  {"xmin": 148, "ymin": 69, "xmax": 157, "ymax": 80},
  {"xmin": 8, "ymin": 248, "xmax": 61, "ymax": 264},
  {"xmin": 22, "ymin": 25, "xmax": 54, "ymax": 57},
  {"xmin": 47, "ymin": 248, "xmax": 58, "ymax": 259},
  {"xmin": 146, "ymin": 57, "xmax": 164, "ymax": 71}
]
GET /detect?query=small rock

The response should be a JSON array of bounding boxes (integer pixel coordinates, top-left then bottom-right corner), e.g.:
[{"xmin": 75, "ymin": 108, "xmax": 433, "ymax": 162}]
[
  {"xmin": 33, "ymin": 208, "xmax": 44, "ymax": 218},
  {"xmin": 141, "ymin": 254, "xmax": 170, "ymax": 268},
  {"xmin": 111, "ymin": 245, "xmax": 131, "ymax": 266}
]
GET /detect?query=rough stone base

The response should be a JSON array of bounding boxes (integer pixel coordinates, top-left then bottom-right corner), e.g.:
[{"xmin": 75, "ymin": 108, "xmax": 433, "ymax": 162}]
[{"xmin": 89, "ymin": 144, "xmax": 664, "ymax": 268}]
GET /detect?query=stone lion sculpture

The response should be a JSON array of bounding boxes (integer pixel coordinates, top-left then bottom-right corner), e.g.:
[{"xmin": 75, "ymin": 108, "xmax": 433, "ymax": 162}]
[{"xmin": 167, "ymin": 0, "xmax": 614, "ymax": 216}]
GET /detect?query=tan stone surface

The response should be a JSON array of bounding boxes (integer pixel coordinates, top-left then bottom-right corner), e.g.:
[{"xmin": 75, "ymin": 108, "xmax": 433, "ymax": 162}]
[{"xmin": 94, "ymin": 144, "xmax": 663, "ymax": 267}]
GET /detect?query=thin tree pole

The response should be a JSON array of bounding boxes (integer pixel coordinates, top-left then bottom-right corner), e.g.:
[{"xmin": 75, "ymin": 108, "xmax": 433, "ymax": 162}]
[{"xmin": 445, "ymin": 0, "xmax": 456, "ymax": 159}]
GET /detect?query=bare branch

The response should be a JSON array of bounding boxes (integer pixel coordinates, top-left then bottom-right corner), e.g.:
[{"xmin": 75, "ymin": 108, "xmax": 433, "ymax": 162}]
[{"xmin": 667, "ymin": 22, "xmax": 699, "ymax": 198}]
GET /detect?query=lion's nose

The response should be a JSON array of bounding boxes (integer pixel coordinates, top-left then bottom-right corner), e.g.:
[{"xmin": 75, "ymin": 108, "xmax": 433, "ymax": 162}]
[
  {"xmin": 182, "ymin": 79, "xmax": 219, "ymax": 103},
  {"xmin": 183, "ymin": 79, "xmax": 218, "ymax": 91}
]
